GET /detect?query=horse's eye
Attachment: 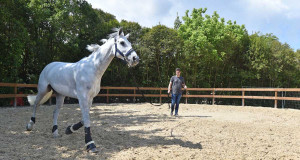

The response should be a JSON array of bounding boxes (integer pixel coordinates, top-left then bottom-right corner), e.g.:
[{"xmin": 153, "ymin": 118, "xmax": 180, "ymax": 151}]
[{"xmin": 120, "ymin": 41, "xmax": 125, "ymax": 46}]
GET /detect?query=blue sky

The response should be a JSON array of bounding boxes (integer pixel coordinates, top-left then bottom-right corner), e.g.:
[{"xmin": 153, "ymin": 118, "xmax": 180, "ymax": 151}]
[{"xmin": 86, "ymin": 0, "xmax": 300, "ymax": 51}]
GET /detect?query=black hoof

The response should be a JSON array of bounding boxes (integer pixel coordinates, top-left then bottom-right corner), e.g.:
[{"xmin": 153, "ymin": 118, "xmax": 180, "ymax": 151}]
[
  {"xmin": 86, "ymin": 143, "xmax": 98, "ymax": 153},
  {"xmin": 65, "ymin": 126, "xmax": 73, "ymax": 135}
]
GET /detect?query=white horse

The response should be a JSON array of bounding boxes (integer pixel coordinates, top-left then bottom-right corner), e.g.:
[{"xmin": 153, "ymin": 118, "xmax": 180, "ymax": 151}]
[{"xmin": 26, "ymin": 28, "xmax": 139, "ymax": 153}]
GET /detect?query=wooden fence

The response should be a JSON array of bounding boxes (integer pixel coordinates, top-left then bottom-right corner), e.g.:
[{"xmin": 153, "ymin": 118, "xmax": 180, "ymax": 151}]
[{"xmin": 1, "ymin": 82, "xmax": 300, "ymax": 108}]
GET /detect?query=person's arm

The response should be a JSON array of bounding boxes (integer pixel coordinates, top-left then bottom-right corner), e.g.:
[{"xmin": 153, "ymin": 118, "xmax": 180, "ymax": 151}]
[
  {"xmin": 182, "ymin": 77, "xmax": 187, "ymax": 89},
  {"xmin": 183, "ymin": 83, "xmax": 187, "ymax": 89},
  {"xmin": 168, "ymin": 82, "xmax": 172, "ymax": 94},
  {"xmin": 168, "ymin": 77, "xmax": 173, "ymax": 94}
]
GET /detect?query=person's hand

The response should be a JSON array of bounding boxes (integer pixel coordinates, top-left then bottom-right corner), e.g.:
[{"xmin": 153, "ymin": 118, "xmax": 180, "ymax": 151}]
[
  {"xmin": 184, "ymin": 85, "xmax": 187, "ymax": 89},
  {"xmin": 168, "ymin": 90, "xmax": 170, "ymax": 94}
]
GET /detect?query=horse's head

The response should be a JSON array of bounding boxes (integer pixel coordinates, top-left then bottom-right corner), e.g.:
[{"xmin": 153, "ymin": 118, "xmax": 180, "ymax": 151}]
[{"xmin": 113, "ymin": 28, "xmax": 139, "ymax": 67}]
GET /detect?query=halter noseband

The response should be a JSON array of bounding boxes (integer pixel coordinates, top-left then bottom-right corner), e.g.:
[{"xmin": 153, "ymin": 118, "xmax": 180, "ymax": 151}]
[{"xmin": 114, "ymin": 43, "xmax": 135, "ymax": 61}]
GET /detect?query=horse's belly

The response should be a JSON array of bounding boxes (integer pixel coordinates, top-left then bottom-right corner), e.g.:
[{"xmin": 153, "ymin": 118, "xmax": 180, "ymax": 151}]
[{"xmin": 52, "ymin": 84, "xmax": 78, "ymax": 98}]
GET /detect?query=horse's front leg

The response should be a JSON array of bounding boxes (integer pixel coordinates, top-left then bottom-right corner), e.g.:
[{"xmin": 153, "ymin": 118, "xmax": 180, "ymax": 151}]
[
  {"xmin": 78, "ymin": 96, "xmax": 98, "ymax": 153},
  {"xmin": 65, "ymin": 99, "xmax": 91, "ymax": 135}
]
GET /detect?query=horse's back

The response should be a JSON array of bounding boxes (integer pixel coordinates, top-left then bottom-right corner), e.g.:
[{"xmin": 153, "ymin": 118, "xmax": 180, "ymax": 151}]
[{"xmin": 40, "ymin": 62, "xmax": 75, "ymax": 79}]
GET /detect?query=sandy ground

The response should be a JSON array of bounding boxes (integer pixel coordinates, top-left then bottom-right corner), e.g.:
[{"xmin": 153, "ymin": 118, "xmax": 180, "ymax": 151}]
[{"xmin": 0, "ymin": 103, "xmax": 299, "ymax": 160}]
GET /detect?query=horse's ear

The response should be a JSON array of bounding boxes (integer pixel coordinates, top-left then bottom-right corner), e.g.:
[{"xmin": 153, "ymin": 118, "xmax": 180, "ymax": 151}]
[
  {"xmin": 118, "ymin": 27, "xmax": 124, "ymax": 36},
  {"xmin": 125, "ymin": 33, "xmax": 130, "ymax": 39}
]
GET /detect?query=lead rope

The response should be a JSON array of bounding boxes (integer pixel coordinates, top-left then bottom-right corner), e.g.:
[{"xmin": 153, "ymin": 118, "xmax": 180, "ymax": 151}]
[{"xmin": 130, "ymin": 68, "xmax": 171, "ymax": 108}]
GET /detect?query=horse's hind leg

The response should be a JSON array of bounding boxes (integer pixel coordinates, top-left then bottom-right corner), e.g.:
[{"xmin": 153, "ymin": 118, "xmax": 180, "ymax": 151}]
[
  {"xmin": 52, "ymin": 94, "xmax": 65, "ymax": 138},
  {"xmin": 26, "ymin": 84, "xmax": 51, "ymax": 131}
]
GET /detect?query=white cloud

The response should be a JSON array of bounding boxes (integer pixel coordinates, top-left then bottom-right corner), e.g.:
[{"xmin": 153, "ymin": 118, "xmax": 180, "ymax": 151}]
[
  {"xmin": 248, "ymin": 0, "xmax": 288, "ymax": 12},
  {"xmin": 244, "ymin": 0, "xmax": 300, "ymax": 19},
  {"xmin": 86, "ymin": 0, "xmax": 174, "ymax": 27},
  {"xmin": 284, "ymin": 0, "xmax": 300, "ymax": 19}
]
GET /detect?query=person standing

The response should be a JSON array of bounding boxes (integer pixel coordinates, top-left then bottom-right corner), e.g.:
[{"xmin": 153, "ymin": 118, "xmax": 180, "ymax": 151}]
[{"xmin": 168, "ymin": 68, "xmax": 187, "ymax": 116}]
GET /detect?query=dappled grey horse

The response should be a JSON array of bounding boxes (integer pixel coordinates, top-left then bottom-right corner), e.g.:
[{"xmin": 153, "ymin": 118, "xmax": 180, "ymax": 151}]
[{"xmin": 26, "ymin": 28, "xmax": 139, "ymax": 153}]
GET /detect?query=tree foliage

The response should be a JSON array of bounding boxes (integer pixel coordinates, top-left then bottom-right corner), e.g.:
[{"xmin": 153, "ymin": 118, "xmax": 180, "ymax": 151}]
[
  {"xmin": 247, "ymin": 33, "xmax": 299, "ymax": 87},
  {"xmin": 178, "ymin": 8, "xmax": 250, "ymax": 87},
  {"xmin": 1, "ymin": 2, "xmax": 299, "ymax": 93},
  {"xmin": 137, "ymin": 25, "xmax": 183, "ymax": 87},
  {"xmin": 0, "ymin": 0, "xmax": 118, "ymax": 83}
]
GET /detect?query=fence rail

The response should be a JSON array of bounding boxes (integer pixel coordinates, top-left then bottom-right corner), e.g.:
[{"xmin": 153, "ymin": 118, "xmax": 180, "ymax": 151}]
[{"xmin": 1, "ymin": 82, "xmax": 300, "ymax": 108}]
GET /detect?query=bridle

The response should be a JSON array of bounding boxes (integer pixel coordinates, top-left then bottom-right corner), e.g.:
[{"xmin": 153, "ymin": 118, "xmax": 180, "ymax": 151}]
[{"xmin": 114, "ymin": 41, "xmax": 135, "ymax": 62}]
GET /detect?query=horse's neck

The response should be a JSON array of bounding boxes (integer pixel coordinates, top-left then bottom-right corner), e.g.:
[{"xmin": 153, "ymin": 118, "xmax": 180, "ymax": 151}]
[{"xmin": 88, "ymin": 40, "xmax": 115, "ymax": 78}]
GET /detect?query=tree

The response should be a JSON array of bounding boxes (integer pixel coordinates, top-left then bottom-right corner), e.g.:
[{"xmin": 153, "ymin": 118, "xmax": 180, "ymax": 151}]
[
  {"xmin": 178, "ymin": 8, "xmax": 249, "ymax": 87},
  {"xmin": 3, "ymin": 0, "xmax": 119, "ymax": 83},
  {"xmin": 0, "ymin": 0, "xmax": 31, "ymax": 83},
  {"xmin": 174, "ymin": 12, "xmax": 182, "ymax": 30},
  {"xmin": 1, "ymin": 2, "xmax": 300, "ymax": 100},
  {"xmin": 138, "ymin": 25, "xmax": 184, "ymax": 87},
  {"xmin": 247, "ymin": 33, "xmax": 300, "ymax": 87}
]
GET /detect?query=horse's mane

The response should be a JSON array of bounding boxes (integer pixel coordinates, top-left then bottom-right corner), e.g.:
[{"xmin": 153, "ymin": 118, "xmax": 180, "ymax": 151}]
[
  {"xmin": 87, "ymin": 28, "xmax": 121, "ymax": 53},
  {"xmin": 86, "ymin": 44, "xmax": 100, "ymax": 52},
  {"xmin": 100, "ymin": 27, "xmax": 121, "ymax": 44}
]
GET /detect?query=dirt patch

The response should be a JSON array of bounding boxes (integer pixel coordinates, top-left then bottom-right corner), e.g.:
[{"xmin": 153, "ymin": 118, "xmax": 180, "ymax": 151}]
[{"xmin": 0, "ymin": 104, "xmax": 299, "ymax": 159}]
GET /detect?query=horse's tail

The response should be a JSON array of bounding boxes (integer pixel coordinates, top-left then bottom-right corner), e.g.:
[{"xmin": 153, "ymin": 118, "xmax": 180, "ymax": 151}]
[
  {"xmin": 27, "ymin": 90, "xmax": 53, "ymax": 106},
  {"xmin": 86, "ymin": 44, "xmax": 100, "ymax": 52}
]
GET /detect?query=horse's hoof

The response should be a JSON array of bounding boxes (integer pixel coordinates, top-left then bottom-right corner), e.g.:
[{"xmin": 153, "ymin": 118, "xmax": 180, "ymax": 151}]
[
  {"xmin": 65, "ymin": 126, "xmax": 73, "ymax": 135},
  {"xmin": 53, "ymin": 131, "xmax": 61, "ymax": 138},
  {"xmin": 26, "ymin": 123, "xmax": 33, "ymax": 131},
  {"xmin": 89, "ymin": 147, "xmax": 98, "ymax": 153},
  {"xmin": 86, "ymin": 143, "xmax": 98, "ymax": 153},
  {"xmin": 53, "ymin": 134, "xmax": 61, "ymax": 138}
]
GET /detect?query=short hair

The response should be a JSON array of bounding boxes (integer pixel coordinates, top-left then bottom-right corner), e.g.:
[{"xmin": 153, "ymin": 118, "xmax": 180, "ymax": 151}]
[{"xmin": 176, "ymin": 68, "xmax": 181, "ymax": 71}]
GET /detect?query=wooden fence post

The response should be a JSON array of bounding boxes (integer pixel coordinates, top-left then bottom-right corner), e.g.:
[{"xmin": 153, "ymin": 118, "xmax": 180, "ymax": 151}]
[
  {"xmin": 159, "ymin": 88, "xmax": 162, "ymax": 104},
  {"xmin": 134, "ymin": 88, "xmax": 136, "ymax": 103},
  {"xmin": 106, "ymin": 89, "xmax": 109, "ymax": 103},
  {"xmin": 212, "ymin": 89, "xmax": 215, "ymax": 105},
  {"xmin": 242, "ymin": 91, "xmax": 245, "ymax": 106},
  {"xmin": 13, "ymin": 84, "xmax": 17, "ymax": 107},
  {"xmin": 185, "ymin": 89, "xmax": 188, "ymax": 104},
  {"xmin": 274, "ymin": 91, "xmax": 278, "ymax": 108}
]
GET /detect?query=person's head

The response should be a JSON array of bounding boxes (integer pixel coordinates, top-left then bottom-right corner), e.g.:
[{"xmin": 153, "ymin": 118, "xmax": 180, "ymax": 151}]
[{"xmin": 176, "ymin": 68, "xmax": 181, "ymax": 77}]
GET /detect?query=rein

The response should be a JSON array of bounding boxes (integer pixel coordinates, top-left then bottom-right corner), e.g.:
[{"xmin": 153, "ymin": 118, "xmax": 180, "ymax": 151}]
[{"xmin": 129, "ymin": 69, "xmax": 171, "ymax": 108}]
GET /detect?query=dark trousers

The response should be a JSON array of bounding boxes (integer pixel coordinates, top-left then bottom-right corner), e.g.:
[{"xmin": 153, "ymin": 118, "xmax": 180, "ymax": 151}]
[{"xmin": 171, "ymin": 93, "xmax": 182, "ymax": 114}]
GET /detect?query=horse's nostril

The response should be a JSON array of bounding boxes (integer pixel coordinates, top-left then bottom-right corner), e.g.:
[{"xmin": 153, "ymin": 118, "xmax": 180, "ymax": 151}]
[{"xmin": 133, "ymin": 56, "xmax": 136, "ymax": 61}]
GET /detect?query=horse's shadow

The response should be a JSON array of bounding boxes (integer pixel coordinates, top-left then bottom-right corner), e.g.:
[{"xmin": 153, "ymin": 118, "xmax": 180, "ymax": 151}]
[{"xmin": 85, "ymin": 105, "xmax": 203, "ymax": 157}]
